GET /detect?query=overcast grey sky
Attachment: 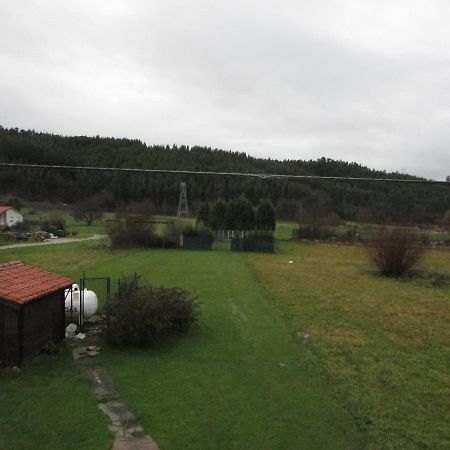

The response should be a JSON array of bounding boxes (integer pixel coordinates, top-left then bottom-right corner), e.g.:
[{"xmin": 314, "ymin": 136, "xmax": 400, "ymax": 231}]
[{"xmin": 1, "ymin": 1, "xmax": 450, "ymax": 179}]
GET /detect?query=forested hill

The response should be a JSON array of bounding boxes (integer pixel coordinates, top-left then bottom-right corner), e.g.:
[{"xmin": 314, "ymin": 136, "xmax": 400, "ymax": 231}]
[{"xmin": 0, "ymin": 126, "xmax": 448, "ymax": 224}]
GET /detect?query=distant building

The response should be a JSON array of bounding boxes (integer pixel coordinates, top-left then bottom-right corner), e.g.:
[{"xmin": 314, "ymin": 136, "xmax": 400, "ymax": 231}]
[{"xmin": 0, "ymin": 206, "xmax": 23, "ymax": 228}]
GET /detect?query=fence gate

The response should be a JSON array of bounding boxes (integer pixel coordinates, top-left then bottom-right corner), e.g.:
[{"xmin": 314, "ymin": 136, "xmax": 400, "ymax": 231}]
[{"xmin": 65, "ymin": 273, "xmax": 111, "ymax": 330}]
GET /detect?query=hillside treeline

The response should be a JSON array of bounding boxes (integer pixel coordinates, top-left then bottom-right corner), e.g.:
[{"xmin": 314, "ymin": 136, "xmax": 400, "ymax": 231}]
[{"xmin": 0, "ymin": 126, "xmax": 448, "ymax": 224}]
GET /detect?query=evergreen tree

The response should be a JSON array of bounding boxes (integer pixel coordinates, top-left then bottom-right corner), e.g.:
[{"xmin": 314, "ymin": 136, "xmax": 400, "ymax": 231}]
[
  {"xmin": 210, "ymin": 199, "xmax": 227, "ymax": 230},
  {"xmin": 256, "ymin": 199, "xmax": 276, "ymax": 231},
  {"xmin": 234, "ymin": 196, "xmax": 255, "ymax": 231},
  {"xmin": 0, "ymin": 126, "xmax": 449, "ymax": 225},
  {"xmin": 224, "ymin": 199, "xmax": 239, "ymax": 230},
  {"xmin": 196, "ymin": 202, "xmax": 211, "ymax": 227}
]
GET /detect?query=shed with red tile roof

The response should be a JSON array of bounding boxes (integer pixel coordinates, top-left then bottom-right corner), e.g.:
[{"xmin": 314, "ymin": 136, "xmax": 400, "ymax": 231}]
[{"xmin": 0, "ymin": 261, "xmax": 73, "ymax": 367}]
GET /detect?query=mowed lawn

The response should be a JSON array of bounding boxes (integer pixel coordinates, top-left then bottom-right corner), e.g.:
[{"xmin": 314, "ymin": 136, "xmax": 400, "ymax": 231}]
[
  {"xmin": 252, "ymin": 241, "xmax": 450, "ymax": 449},
  {"xmin": 2, "ymin": 238, "xmax": 448, "ymax": 449},
  {"xmin": 0, "ymin": 240, "xmax": 361, "ymax": 450},
  {"xmin": 0, "ymin": 349, "xmax": 113, "ymax": 450}
]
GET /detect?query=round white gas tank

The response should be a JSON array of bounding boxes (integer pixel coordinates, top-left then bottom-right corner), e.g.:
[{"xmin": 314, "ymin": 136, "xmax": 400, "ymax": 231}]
[{"xmin": 64, "ymin": 283, "xmax": 98, "ymax": 318}]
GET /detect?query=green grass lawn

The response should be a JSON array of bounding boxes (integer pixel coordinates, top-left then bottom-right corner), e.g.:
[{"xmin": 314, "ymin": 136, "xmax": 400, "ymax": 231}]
[
  {"xmin": 21, "ymin": 210, "xmax": 192, "ymax": 238},
  {"xmin": 97, "ymin": 249, "xmax": 361, "ymax": 450},
  {"xmin": 274, "ymin": 221, "xmax": 298, "ymax": 240},
  {"xmin": 282, "ymin": 220, "xmax": 450, "ymax": 243},
  {"xmin": 252, "ymin": 242, "xmax": 450, "ymax": 449},
  {"xmin": 0, "ymin": 348, "xmax": 113, "ymax": 450},
  {"xmin": 22, "ymin": 208, "xmax": 106, "ymax": 237},
  {"xmin": 1, "ymin": 238, "xmax": 449, "ymax": 449},
  {"xmin": 1, "ymin": 240, "xmax": 361, "ymax": 450}
]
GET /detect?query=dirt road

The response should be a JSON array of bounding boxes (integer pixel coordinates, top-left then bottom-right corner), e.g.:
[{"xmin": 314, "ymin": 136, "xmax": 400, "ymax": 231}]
[{"xmin": 0, "ymin": 234, "xmax": 107, "ymax": 250}]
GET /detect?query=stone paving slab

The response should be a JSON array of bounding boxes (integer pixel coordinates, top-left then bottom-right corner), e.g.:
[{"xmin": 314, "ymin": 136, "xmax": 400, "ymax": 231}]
[
  {"xmin": 99, "ymin": 401, "xmax": 138, "ymax": 425},
  {"xmin": 113, "ymin": 435, "xmax": 160, "ymax": 450},
  {"xmin": 82, "ymin": 365, "xmax": 119, "ymax": 401},
  {"xmin": 72, "ymin": 343, "xmax": 160, "ymax": 450}
]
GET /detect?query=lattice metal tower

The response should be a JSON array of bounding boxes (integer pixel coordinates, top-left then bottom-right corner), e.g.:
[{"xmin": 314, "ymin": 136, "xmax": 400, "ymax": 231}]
[{"xmin": 177, "ymin": 182, "xmax": 189, "ymax": 217}]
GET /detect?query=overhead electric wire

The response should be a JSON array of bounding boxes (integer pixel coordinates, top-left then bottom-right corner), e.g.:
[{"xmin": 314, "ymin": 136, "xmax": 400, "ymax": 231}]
[{"xmin": 0, "ymin": 162, "xmax": 449, "ymax": 186}]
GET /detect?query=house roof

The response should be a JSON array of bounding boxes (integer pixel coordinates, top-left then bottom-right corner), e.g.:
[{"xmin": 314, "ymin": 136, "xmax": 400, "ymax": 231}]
[
  {"xmin": 0, "ymin": 261, "xmax": 73, "ymax": 305},
  {"xmin": 0, "ymin": 206, "xmax": 13, "ymax": 215}
]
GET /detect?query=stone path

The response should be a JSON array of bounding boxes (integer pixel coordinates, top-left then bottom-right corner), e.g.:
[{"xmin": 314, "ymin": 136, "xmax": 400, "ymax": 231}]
[
  {"xmin": 73, "ymin": 345, "xmax": 160, "ymax": 450},
  {"xmin": 0, "ymin": 234, "xmax": 107, "ymax": 250}
]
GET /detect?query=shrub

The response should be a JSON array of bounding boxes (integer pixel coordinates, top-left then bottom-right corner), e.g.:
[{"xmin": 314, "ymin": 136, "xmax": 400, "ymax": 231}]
[
  {"xmin": 107, "ymin": 214, "xmax": 157, "ymax": 248},
  {"xmin": 296, "ymin": 225, "xmax": 337, "ymax": 240},
  {"xmin": 11, "ymin": 220, "xmax": 33, "ymax": 232},
  {"xmin": 182, "ymin": 225, "xmax": 213, "ymax": 250},
  {"xmin": 182, "ymin": 224, "xmax": 213, "ymax": 240},
  {"xmin": 369, "ymin": 228, "xmax": 424, "ymax": 277},
  {"xmin": 39, "ymin": 210, "xmax": 66, "ymax": 234},
  {"xmin": 246, "ymin": 230, "xmax": 274, "ymax": 240},
  {"xmin": 337, "ymin": 227, "xmax": 364, "ymax": 243},
  {"xmin": 105, "ymin": 276, "xmax": 199, "ymax": 347},
  {"xmin": 231, "ymin": 231, "xmax": 274, "ymax": 252},
  {"xmin": 108, "ymin": 215, "xmax": 182, "ymax": 249},
  {"xmin": 159, "ymin": 221, "xmax": 182, "ymax": 248}
]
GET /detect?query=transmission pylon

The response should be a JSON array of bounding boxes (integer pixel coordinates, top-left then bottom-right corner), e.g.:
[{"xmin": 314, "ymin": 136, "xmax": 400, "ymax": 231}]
[{"xmin": 177, "ymin": 182, "xmax": 189, "ymax": 217}]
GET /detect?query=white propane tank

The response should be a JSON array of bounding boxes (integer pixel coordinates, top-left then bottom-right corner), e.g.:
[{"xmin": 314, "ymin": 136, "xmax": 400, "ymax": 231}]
[{"xmin": 64, "ymin": 284, "xmax": 98, "ymax": 319}]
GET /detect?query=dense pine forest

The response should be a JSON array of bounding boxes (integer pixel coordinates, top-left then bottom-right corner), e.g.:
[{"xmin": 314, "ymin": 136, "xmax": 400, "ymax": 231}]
[{"xmin": 0, "ymin": 126, "xmax": 448, "ymax": 224}]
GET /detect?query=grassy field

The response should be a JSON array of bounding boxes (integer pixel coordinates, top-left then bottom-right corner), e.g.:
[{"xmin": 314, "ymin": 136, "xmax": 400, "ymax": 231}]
[
  {"xmin": 0, "ymin": 348, "xmax": 113, "ymax": 450},
  {"xmin": 0, "ymin": 236, "xmax": 449, "ymax": 449},
  {"xmin": 22, "ymin": 208, "xmax": 109, "ymax": 237},
  {"xmin": 1, "ymin": 240, "xmax": 360, "ymax": 450},
  {"xmin": 277, "ymin": 219, "xmax": 450, "ymax": 243},
  {"xmin": 252, "ymin": 242, "xmax": 450, "ymax": 449},
  {"xmin": 18, "ymin": 204, "xmax": 450, "ymax": 244}
]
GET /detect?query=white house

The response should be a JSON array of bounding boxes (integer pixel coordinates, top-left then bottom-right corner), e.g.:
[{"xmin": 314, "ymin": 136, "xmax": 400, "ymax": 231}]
[{"xmin": 0, "ymin": 206, "xmax": 23, "ymax": 228}]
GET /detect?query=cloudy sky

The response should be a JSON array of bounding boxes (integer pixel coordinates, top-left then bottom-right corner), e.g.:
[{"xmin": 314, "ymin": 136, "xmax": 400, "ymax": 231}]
[{"xmin": 1, "ymin": 1, "xmax": 450, "ymax": 179}]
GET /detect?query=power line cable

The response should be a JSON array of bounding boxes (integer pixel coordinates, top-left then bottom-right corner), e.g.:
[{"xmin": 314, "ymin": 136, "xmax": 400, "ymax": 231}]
[{"xmin": 0, "ymin": 162, "xmax": 449, "ymax": 185}]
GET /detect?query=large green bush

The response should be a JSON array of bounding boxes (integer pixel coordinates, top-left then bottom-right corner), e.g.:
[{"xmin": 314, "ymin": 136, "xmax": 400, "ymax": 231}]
[
  {"xmin": 107, "ymin": 214, "xmax": 157, "ymax": 248},
  {"xmin": 107, "ymin": 214, "xmax": 180, "ymax": 248},
  {"xmin": 296, "ymin": 225, "xmax": 337, "ymax": 240},
  {"xmin": 182, "ymin": 224, "xmax": 213, "ymax": 240},
  {"xmin": 206, "ymin": 197, "xmax": 275, "ymax": 231},
  {"xmin": 105, "ymin": 277, "xmax": 199, "ymax": 347}
]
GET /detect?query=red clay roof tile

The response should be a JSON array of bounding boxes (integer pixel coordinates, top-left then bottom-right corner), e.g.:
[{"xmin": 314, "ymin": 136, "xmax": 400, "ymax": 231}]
[{"xmin": 0, "ymin": 261, "xmax": 73, "ymax": 305}]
